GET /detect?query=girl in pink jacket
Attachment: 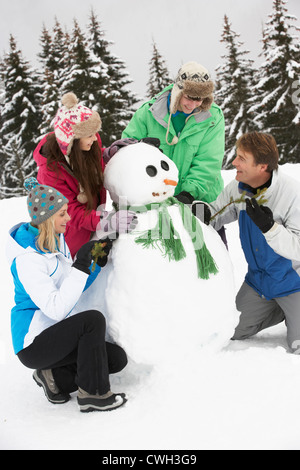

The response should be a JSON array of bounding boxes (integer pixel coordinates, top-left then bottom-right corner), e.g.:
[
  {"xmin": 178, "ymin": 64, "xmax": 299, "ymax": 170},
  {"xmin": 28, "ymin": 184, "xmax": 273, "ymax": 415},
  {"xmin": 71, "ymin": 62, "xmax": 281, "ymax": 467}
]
[{"xmin": 33, "ymin": 92, "xmax": 136, "ymax": 258}]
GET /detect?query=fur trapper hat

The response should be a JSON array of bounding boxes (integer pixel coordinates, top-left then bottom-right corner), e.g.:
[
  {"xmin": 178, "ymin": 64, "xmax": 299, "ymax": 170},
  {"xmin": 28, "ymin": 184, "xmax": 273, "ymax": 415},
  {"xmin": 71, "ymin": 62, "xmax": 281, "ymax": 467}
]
[
  {"xmin": 53, "ymin": 92, "xmax": 102, "ymax": 156},
  {"xmin": 169, "ymin": 62, "xmax": 214, "ymax": 114},
  {"xmin": 166, "ymin": 62, "xmax": 214, "ymax": 146}
]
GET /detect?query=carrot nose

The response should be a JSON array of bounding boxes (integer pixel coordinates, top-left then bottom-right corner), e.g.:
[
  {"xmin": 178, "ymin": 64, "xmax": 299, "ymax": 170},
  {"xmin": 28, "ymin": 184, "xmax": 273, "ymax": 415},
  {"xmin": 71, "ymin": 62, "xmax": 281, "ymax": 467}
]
[{"xmin": 164, "ymin": 179, "xmax": 177, "ymax": 187}]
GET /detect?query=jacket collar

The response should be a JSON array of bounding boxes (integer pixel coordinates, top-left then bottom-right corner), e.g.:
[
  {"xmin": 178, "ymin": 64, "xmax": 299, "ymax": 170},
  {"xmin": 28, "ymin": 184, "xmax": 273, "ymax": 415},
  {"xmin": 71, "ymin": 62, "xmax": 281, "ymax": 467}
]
[
  {"xmin": 150, "ymin": 86, "xmax": 212, "ymax": 129},
  {"xmin": 238, "ymin": 169, "xmax": 279, "ymax": 197},
  {"xmin": 7, "ymin": 222, "xmax": 71, "ymax": 266}
]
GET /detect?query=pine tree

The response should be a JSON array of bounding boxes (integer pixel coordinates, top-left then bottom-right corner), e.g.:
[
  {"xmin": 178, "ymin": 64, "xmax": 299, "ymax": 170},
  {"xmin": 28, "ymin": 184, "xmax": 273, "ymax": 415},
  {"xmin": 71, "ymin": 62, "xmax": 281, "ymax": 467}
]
[
  {"xmin": 85, "ymin": 10, "xmax": 110, "ymax": 115},
  {"xmin": 33, "ymin": 18, "xmax": 73, "ymax": 138},
  {"xmin": 0, "ymin": 35, "xmax": 41, "ymax": 197},
  {"xmin": 87, "ymin": 8, "xmax": 110, "ymax": 77},
  {"xmin": 215, "ymin": 15, "xmax": 256, "ymax": 168},
  {"xmin": 1, "ymin": 136, "xmax": 36, "ymax": 198},
  {"xmin": 253, "ymin": 0, "xmax": 300, "ymax": 163},
  {"xmin": 0, "ymin": 69, "xmax": 5, "ymax": 198},
  {"xmin": 37, "ymin": 24, "xmax": 60, "ymax": 135},
  {"xmin": 52, "ymin": 17, "xmax": 71, "ymax": 90},
  {"xmin": 102, "ymin": 54, "xmax": 138, "ymax": 145},
  {"xmin": 146, "ymin": 41, "xmax": 171, "ymax": 98},
  {"xmin": 86, "ymin": 9, "xmax": 138, "ymax": 146},
  {"xmin": 60, "ymin": 19, "xmax": 96, "ymax": 103}
]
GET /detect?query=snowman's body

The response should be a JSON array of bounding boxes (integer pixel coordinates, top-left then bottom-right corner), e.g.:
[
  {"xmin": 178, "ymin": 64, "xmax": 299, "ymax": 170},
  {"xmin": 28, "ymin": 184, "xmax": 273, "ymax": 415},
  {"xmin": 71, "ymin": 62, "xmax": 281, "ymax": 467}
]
[{"xmin": 76, "ymin": 143, "xmax": 238, "ymax": 365}]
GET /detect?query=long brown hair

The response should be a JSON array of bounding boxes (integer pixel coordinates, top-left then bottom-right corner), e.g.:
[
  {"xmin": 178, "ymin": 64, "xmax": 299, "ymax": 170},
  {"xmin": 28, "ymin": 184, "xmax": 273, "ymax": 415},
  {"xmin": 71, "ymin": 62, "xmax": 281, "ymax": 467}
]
[{"xmin": 43, "ymin": 133, "xmax": 104, "ymax": 211}]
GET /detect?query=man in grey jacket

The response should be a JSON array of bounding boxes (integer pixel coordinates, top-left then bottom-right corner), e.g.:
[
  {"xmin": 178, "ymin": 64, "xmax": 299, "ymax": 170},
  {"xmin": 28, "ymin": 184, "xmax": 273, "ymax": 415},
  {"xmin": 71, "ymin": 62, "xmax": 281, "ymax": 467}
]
[{"xmin": 193, "ymin": 132, "xmax": 300, "ymax": 352}]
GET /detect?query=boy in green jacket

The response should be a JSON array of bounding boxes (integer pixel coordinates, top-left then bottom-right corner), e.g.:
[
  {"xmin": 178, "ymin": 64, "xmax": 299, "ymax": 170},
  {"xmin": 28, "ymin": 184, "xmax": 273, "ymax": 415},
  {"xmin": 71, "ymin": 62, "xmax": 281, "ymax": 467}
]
[{"xmin": 122, "ymin": 62, "xmax": 225, "ymax": 207}]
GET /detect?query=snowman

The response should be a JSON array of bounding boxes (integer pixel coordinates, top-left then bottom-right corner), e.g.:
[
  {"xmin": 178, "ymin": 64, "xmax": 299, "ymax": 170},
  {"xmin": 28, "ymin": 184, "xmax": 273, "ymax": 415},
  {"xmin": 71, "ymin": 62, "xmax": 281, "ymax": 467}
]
[{"xmin": 77, "ymin": 141, "xmax": 238, "ymax": 366}]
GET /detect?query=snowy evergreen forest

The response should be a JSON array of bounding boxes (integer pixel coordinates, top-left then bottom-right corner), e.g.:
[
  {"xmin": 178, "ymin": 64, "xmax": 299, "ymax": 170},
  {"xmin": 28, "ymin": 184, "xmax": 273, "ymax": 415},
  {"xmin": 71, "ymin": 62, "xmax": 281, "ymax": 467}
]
[
  {"xmin": 215, "ymin": 0, "xmax": 300, "ymax": 168},
  {"xmin": 0, "ymin": 0, "xmax": 300, "ymax": 198}
]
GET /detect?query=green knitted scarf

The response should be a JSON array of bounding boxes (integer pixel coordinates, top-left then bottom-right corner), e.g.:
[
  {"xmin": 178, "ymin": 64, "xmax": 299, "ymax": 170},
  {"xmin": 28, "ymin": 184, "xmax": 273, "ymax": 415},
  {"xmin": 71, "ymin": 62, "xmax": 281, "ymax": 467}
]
[{"xmin": 115, "ymin": 197, "xmax": 218, "ymax": 280}]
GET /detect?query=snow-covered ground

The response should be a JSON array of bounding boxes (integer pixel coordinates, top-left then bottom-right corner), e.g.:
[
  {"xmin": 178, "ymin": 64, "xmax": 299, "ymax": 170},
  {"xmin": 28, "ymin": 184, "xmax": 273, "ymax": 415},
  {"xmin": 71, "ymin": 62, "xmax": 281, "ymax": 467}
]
[{"xmin": 1, "ymin": 165, "xmax": 300, "ymax": 450}]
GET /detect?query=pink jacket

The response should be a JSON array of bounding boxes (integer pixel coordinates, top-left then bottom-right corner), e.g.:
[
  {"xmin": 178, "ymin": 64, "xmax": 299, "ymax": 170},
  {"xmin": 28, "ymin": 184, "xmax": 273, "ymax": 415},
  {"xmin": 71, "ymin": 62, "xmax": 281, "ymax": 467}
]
[{"xmin": 33, "ymin": 133, "xmax": 107, "ymax": 258}]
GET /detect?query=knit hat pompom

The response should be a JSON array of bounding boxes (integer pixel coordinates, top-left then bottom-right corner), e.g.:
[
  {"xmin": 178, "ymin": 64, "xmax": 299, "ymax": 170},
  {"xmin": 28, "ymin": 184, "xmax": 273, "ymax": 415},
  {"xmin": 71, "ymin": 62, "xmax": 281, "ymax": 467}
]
[
  {"xmin": 53, "ymin": 92, "xmax": 102, "ymax": 156},
  {"xmin": 24, "ymin": 176, "xmax": 39, "ymax": 192},
  {"xmin": 61, "ymin": 92, "xmax": 79, "ymax": 109},
  {"xmin": 24, "ymin": 177, "xmax": 68, "ymax": 226}
]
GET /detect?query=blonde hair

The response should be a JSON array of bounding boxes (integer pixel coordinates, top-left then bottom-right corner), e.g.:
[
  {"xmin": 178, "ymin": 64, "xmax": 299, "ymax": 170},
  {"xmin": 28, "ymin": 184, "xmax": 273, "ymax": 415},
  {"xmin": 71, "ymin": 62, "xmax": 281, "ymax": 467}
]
[{"xmin": 35, "ymin": 215, "xmax": 60, "ymax": 253}]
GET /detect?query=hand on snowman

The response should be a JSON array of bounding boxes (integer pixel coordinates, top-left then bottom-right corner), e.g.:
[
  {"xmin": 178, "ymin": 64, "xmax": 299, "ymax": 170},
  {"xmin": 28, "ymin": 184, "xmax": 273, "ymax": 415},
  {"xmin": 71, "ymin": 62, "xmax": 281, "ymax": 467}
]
[
  {"xmin": 72, "ymin": 238, "xmax": 113, "ymax": 274},
  {"xmin": 103, "ymin": 137, "xmax": 161, "ymax": 164},
  {"xmin": 175, "ymin": 191, "xmax": 195, "ymax": 205},
  {"xmin": 100, "ymin": 209, "xmax": 138, "ymax": 235},
  {"xmin": 191, "ymin": 201, "xmax": 211, "ymax": 225},
  {"xmin": 103, "ymin": 138, "xmax": 139, "ymax": 163}
]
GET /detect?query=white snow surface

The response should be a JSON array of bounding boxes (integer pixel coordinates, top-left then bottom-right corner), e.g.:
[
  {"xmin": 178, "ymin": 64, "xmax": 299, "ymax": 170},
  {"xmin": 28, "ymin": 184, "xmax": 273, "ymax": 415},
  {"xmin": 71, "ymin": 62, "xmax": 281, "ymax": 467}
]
[{"xmin": 1, "ymin": 164, "xmax": 300, "ymax": 450}]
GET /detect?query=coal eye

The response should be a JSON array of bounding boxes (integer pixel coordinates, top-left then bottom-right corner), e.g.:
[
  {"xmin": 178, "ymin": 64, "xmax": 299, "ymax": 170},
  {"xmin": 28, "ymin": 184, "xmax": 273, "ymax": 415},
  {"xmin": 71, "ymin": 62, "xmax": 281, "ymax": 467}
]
[
  {"xmin": 161, "ymin": 160, "xmax": 169, "ymax": 171},
  {"xmin": 146, "ymin": 165, "xmax": 157, "ymax": 177}
]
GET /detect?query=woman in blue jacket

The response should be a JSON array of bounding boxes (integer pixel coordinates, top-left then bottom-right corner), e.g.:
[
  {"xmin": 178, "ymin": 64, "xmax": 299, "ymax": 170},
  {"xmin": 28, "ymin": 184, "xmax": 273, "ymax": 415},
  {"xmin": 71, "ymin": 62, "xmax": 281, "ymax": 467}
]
[{"xmin": 7, "ymin": 177, "xmax": 127, "ymax": 412}]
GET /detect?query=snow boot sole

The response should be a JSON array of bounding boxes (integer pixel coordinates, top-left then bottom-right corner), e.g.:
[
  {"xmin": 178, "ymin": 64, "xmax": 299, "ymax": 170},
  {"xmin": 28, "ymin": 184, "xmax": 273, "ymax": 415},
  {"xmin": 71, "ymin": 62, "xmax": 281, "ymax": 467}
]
[{"xmin": 78, "ymin": 392, "xmax": 127, "ymax": 412}]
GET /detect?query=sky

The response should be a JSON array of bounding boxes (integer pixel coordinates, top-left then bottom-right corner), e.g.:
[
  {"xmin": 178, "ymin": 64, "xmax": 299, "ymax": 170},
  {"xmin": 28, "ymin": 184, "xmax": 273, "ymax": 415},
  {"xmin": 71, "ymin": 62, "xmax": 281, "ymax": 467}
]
[{"xmin": 0, "ymin": 0, "xmax": 300, "ymax": 100}]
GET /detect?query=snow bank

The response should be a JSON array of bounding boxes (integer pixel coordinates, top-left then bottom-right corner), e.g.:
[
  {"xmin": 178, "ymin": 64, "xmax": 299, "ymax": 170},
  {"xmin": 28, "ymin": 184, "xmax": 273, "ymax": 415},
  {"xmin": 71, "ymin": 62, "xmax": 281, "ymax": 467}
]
[{"xmin": 1, "ymin": 164, "xmax": 300, "ymax": 450}]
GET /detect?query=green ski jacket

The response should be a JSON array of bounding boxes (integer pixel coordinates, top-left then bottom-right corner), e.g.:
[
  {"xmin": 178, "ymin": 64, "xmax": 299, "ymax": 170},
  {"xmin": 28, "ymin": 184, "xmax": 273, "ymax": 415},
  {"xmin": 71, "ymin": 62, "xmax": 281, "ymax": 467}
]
[{"xmin": 122, "ymin": 84, "xmax": 225, "ymax": 203}]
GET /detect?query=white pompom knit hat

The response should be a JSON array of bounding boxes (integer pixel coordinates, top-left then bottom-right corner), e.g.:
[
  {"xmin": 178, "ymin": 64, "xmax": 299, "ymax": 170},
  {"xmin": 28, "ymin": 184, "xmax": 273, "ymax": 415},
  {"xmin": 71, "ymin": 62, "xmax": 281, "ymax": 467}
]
[
  {"xmin": 53, "ymin": 92, "xmax": 102, "ymax": 156},
  {"xmin": 24, "ymin": 177, "xmax": 68, "ymax": 225}
]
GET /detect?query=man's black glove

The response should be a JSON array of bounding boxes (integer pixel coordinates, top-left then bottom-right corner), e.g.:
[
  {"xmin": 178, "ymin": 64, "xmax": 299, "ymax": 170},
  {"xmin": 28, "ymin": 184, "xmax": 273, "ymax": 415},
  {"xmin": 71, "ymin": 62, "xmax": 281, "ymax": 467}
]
[
  {"xmin": 175, "ymin": 191, "xmax": 195, "ymax": 205},
  {"xmin": 245, "ymin": 198, "xmax": 274, "ymax": 233},
  {"xmin": 72, "ymin": 238, "xmax": 113, "ymax": 274},
  {"xmin": 191, "ymin": 202, "xmax": 211, "ymax": 225}
]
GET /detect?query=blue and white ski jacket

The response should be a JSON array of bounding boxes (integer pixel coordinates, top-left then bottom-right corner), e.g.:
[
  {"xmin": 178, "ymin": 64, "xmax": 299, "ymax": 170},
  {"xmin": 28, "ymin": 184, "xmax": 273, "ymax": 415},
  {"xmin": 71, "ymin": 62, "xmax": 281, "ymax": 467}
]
[
  {"xmin": 208, "ymin": 168, "xmax": 300, "ymax": 300},
  {"xmin": 7, "ymin": 222, "xmax": 100, "ymax": 354}
]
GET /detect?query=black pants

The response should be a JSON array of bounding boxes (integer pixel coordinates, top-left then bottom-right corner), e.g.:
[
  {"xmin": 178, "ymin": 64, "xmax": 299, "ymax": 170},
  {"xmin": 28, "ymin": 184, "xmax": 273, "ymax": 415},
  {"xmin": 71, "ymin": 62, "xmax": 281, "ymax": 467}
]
[{"xmin": 17, "ymin": 310, "xmax": 127, "ymax": 395}]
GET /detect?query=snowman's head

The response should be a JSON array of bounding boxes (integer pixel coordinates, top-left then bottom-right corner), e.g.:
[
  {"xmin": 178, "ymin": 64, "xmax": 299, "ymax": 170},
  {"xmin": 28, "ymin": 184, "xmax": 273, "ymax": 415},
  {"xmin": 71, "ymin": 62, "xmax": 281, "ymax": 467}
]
[{"xmin": 104, "ymin": 142, "xmax": 179, "ymax": 206}]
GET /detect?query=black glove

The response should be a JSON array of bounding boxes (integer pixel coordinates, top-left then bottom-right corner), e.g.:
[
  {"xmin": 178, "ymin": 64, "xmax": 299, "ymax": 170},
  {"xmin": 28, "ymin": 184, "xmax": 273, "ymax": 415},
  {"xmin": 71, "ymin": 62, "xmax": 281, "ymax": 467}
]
[
  {"xmin": 72, "ymin": 238, "xmax": 113, "ymax": 274},
  {"xmin": 175, "ymin": 191, "xmax": 195, "ymax": 205},
  {"xmin": 140, "ymin": 137, "xmax": 161, "ymax": 149},
  {"xmin": 192, "ymin": 202, "xmax": 211, "ymax": 225},
  {"xmin": 93, "ymin": 237, "xmax": 113, "ymax": 267},
  {"xmin": 245, "ymin": 198, "xmax": 274, "ymax": 233}
]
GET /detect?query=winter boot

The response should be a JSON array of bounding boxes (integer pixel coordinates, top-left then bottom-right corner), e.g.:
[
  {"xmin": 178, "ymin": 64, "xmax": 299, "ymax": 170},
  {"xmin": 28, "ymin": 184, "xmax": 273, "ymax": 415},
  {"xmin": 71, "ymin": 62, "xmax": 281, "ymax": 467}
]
[
  {"xmin": 77, "ymin": 387, "xmax": 127, "ymax": 412},
  {"xmin": 33, "ymin": 369, "xmax": 71, "ymax": 404}
]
